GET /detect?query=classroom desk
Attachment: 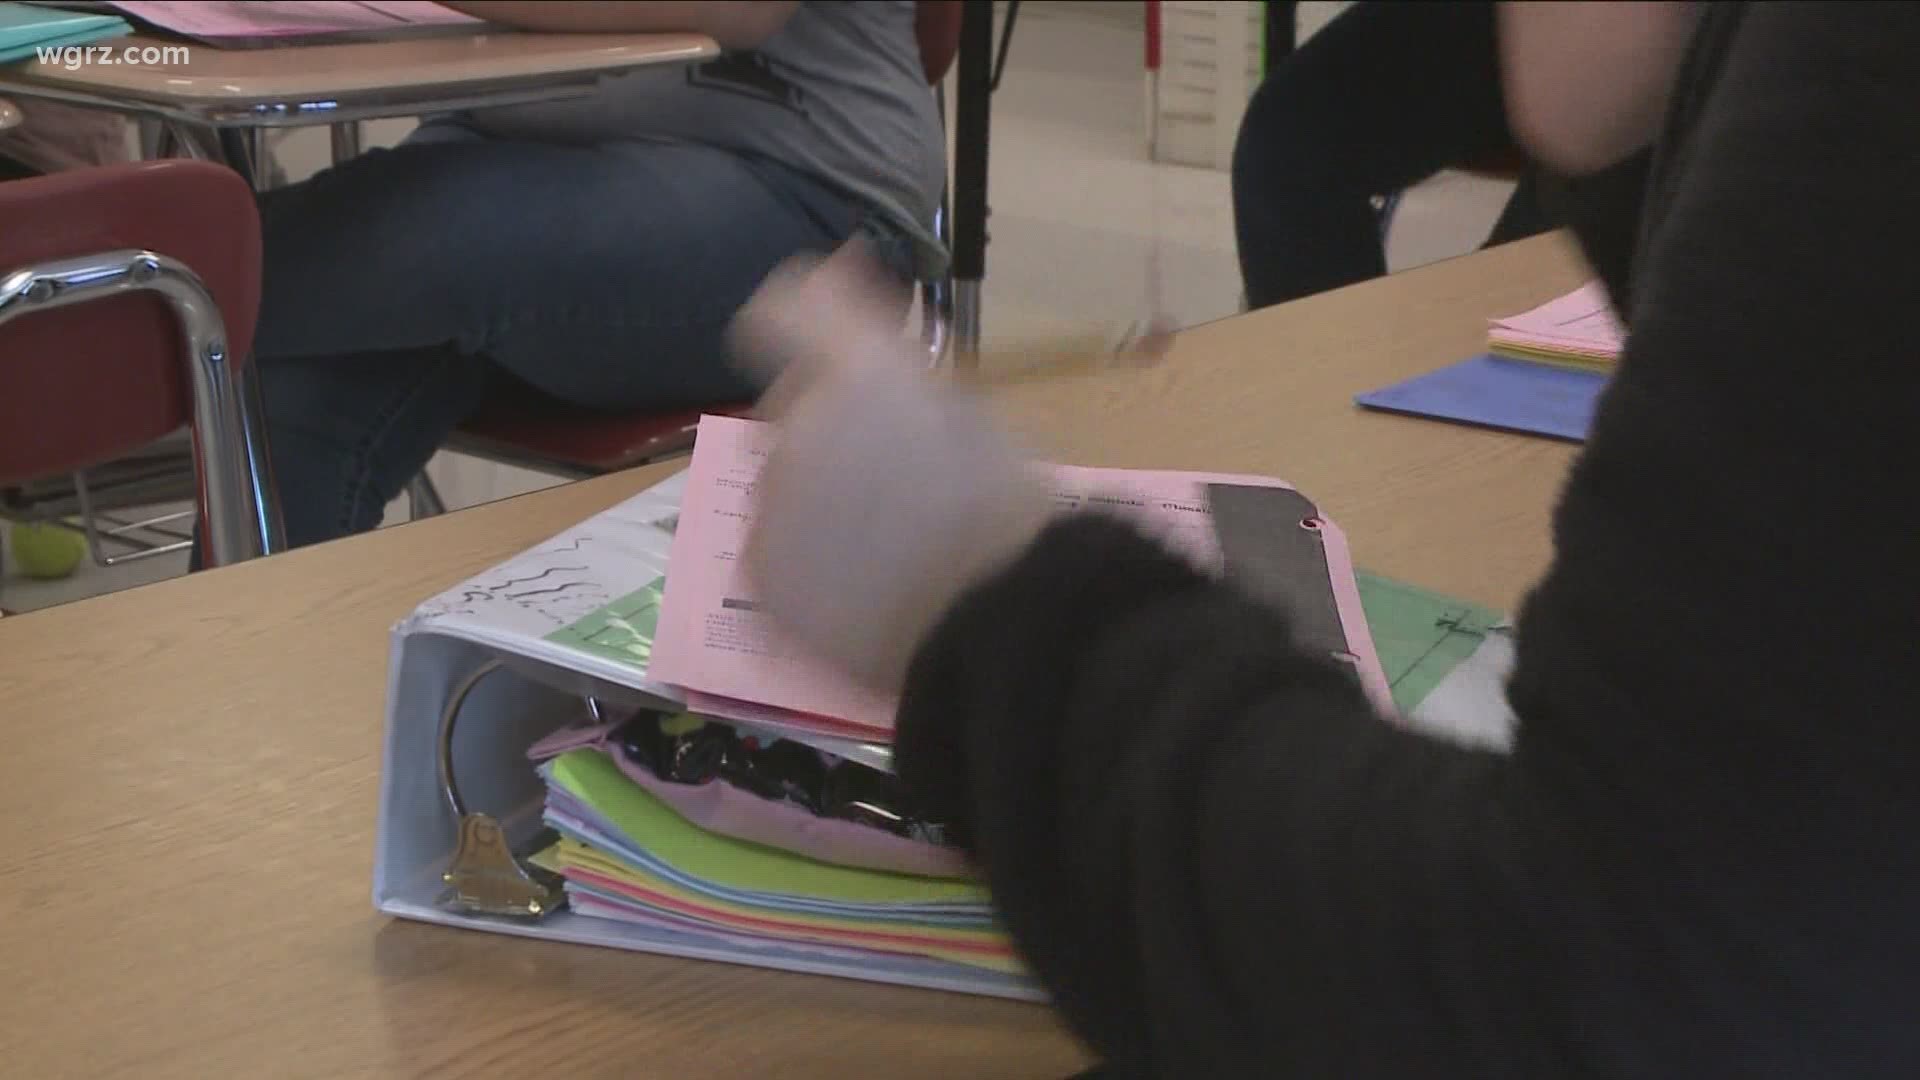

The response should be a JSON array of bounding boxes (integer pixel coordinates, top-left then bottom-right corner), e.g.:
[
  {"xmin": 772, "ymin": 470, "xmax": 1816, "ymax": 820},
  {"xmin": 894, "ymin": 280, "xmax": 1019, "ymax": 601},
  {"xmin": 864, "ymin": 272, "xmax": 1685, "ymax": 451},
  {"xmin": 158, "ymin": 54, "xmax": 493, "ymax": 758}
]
[
  {"xmin": 994, "ymin": 233, "xmax": 1587, "ymax": 612},
  {"xmin": 0, "ymin": 234, "xmax": 1587, "ymax": 1077},
  {"xmin": 0, "ymin": 30, "xmax": 717, "ymax": 129}
]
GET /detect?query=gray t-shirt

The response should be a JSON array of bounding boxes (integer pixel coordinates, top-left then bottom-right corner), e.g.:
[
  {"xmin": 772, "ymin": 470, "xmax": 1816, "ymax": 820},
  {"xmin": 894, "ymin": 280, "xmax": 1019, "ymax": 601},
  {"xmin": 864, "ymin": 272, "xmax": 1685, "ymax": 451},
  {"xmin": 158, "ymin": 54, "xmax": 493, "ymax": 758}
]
[{"xmin": 464, "ymin": 2, "xmax": 945, "ymax": 271}]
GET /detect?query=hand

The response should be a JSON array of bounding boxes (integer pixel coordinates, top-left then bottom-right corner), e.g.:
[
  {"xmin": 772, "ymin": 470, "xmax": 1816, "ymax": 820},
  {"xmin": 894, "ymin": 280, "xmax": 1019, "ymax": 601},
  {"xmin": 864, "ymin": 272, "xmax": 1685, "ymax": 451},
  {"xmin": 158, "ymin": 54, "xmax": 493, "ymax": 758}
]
[{"xmin": 729, "ymin": 243, "xmax": 1053, "ymax": 693}]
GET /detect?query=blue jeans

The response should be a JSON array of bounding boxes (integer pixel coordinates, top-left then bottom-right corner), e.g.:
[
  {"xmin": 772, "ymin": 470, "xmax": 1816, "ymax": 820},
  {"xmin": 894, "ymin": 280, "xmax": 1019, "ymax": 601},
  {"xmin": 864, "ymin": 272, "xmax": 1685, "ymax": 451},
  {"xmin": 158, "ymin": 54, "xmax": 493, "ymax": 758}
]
[{"xmin": 252, "ymin": 125, "xmax": 878, "ymax": 550}]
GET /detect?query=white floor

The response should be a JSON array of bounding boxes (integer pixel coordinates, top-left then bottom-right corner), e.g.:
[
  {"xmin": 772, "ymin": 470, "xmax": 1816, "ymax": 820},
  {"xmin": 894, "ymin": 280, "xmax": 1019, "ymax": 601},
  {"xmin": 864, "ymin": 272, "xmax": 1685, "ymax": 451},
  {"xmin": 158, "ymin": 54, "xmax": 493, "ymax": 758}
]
[{"xmin": 0, "ymin": 1, "xmax": 1512, "ymax": 615}]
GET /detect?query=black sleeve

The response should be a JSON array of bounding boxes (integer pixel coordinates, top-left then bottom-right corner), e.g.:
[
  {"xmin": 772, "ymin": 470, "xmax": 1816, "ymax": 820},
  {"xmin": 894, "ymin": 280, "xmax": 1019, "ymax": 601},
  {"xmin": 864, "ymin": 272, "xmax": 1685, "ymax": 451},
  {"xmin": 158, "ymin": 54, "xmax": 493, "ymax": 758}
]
[
  {"xmin": 1537, "ymin": 147, "xmax": 1652, "ymax": 311},
  {"xmin": 896, "ymin": 7, "xmax": 1920, "ymax": 1076}
]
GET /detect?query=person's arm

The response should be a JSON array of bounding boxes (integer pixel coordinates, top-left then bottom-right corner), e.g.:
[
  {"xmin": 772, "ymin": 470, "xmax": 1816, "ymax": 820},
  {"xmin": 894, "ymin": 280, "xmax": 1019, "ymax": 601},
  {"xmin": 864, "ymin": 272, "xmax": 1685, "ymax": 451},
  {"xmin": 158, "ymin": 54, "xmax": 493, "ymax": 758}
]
[
  {"xmin": 1497, "ymin": 2, "xmax": 1700, "ymax": 175},
  {"xmin": 437, "ymin": 1, "xmax": 800, "ymax": 50},
  {"xmin": 899, "ymin": 5, "xmax": 1920, "ymax": 1074}
]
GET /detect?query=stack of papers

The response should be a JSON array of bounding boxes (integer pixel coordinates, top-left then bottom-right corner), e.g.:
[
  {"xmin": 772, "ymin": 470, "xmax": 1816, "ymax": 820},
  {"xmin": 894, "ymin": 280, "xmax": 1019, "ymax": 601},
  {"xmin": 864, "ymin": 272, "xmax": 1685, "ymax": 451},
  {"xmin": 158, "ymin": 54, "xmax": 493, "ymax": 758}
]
[
  {"xmin": 0, "ymin": 2, "xmax": 128, "ymax": 64},
  {"xmin": 1486, "ymin": 282, "xmax": 1623, "ymax": 373},
  {"xmin": 1354, "ymin": 282, "xmax": 1619, "ymax": 441},
  {"xmin": 530, "ymin": 743, "xmax": 1034, "ymax": 995}
]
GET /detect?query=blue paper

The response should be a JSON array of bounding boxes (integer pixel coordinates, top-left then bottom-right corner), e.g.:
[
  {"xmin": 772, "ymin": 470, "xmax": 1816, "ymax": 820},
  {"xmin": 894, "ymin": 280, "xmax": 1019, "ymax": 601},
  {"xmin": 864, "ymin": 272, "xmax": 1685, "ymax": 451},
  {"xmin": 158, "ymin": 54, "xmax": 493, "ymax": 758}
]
[{"xmin": 1355, "ymin": 354, "xmax": 1608, "ymax": 442}]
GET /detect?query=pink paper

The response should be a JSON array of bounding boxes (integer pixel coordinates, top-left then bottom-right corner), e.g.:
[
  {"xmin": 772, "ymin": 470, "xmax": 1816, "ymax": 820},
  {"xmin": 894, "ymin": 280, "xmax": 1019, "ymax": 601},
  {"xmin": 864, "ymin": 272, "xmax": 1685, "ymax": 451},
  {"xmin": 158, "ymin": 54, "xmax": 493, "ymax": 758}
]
[
  {"xmin": 645, "ymin": 416, "xmax": 1395, "ymax": 733},
  {"xmin": 681, "ymin": 690, "xmax": 895, "ymax": 743},
  {"xmin": 110, "ymin": 1, "xmax": 478, "ymax": 41},
  {"xmin": 1488, "ymin": 282, "xmax": 1624, "ymax": 358},
  {"xmin": 564, "ymin": 865, "xmax": 1013, "ymax": 960},
  {"xmin": 1047, "ymin": 465, "xmax": 1392, "ymax": 716},
  {"xmin": 564, "ymin": 893, "xmax": 904, "ymax": 964},
  {"xmin": 644, "ymin": 415, "xmax": 901, "ymax": 732}
]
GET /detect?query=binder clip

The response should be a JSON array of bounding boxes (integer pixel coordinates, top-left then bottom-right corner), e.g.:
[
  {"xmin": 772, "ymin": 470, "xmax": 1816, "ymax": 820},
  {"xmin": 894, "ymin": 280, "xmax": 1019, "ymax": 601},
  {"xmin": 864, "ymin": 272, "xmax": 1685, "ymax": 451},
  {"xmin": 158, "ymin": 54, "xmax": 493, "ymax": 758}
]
[{"xmin": 435, "ymin": 659, "xmax": 566, "ymax": 920}]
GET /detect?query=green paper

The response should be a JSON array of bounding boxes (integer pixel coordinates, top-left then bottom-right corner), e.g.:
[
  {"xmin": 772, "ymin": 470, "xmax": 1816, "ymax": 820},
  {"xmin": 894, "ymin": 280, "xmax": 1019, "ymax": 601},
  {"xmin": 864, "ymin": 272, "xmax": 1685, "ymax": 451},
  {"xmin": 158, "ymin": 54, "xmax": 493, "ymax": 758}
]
[
  {"xmin": 1257, "ymin": 5, "xmax": 1267, "ymax": 76},
  {"xmin": 545, "ymin": 576, "xmax": 666, "ymax": 669},
  {"xmin": 1356, "ymin": 572, "xmax": 1505, "ymax": 712},
  {"xmin": 549, "ymin": 749, "xmax": 989, "ymax": 905},
  {"xmin": 545, "ymin": 568, "xmax": 1497, "ymax": 717}
]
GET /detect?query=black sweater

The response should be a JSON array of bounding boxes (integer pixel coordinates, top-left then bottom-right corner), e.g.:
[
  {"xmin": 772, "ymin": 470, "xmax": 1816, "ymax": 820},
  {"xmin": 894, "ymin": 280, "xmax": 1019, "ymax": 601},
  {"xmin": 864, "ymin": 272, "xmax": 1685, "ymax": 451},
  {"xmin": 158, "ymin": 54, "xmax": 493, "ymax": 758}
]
[{"xmin": 895, "ymin": 6, "xmax": 1920, "ymax": 1076}]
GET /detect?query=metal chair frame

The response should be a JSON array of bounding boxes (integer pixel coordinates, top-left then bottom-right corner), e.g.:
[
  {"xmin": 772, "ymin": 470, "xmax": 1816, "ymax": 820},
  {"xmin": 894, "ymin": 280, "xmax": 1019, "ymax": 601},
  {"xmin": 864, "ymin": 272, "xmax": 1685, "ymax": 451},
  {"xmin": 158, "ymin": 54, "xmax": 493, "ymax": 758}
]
[{"xmin": 0, "ymin": 249, "xmax": 283, "ymax": 566}]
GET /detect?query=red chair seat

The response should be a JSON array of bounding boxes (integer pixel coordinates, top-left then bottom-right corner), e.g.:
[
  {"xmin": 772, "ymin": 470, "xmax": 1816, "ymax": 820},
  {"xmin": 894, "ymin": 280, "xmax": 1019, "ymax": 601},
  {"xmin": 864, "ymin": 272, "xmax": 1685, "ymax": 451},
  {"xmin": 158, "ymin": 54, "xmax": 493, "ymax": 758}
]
[{"xmin": 450, "ymin": 394, "xmax": 754, "ymax": 475}]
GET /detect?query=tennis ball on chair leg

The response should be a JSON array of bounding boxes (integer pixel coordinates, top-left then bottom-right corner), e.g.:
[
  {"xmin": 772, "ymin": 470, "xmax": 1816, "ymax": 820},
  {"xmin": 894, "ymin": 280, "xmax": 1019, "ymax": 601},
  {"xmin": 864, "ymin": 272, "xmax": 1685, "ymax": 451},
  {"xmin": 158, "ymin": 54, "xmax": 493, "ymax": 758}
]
[{"xmin": 8, "ymin": 523, "xmax": 86, "ymax": 580}]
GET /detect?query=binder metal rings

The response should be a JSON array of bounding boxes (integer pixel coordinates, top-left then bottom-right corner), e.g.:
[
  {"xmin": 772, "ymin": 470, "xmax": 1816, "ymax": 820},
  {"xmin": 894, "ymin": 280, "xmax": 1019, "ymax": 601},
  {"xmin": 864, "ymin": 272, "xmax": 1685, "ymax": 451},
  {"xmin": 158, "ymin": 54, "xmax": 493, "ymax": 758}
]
[{"xmin": 435, "ymin": 659, "xmax": 566, "ymax": 920}]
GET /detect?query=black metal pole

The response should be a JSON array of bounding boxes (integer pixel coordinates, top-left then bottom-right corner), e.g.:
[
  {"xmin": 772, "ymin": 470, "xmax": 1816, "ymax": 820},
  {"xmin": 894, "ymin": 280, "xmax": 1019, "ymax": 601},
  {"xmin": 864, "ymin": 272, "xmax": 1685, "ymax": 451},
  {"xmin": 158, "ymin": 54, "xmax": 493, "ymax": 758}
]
[
  {"xmin": 950, "ymin": 0, "xmax": 994, "ymax": 353},
  {"xmin": 1264, "ymin": 1, "xmax": 1298, "ymax": 67}
]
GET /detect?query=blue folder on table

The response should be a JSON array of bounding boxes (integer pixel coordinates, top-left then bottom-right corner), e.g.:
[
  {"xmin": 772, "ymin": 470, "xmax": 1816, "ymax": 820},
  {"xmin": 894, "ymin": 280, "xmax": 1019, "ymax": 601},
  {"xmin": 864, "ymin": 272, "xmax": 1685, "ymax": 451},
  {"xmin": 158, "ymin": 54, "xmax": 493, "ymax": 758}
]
[
  {"xmin": 1355, "ymin": 353, "xmax": 1608, "ymax": 442},
  {"xmin": 0, "ymin": 2, "xmax": 129, "ymax": 64}
]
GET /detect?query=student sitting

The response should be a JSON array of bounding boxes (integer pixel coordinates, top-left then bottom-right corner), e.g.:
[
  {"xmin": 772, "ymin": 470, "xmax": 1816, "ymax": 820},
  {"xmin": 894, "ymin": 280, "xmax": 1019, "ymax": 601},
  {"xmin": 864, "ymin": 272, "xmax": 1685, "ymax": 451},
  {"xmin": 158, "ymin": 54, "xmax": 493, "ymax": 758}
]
[
  {"xmin": 253, "ymin": 1, "xmax": 943, "ymax": 548},
  {"xmin": 1230, "ymin": 1, "xmax": 1549, "ymax": 309}
]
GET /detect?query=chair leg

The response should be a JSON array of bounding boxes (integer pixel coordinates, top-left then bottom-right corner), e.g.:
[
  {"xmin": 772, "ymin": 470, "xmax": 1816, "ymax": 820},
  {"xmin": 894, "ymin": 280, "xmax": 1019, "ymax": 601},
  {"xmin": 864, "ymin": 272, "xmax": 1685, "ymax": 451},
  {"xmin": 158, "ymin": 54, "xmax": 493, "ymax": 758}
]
[
  {"xmin": 950, "ymin": 0, "xmax": 995, "ymax": 364},
  {"xmin": 922, "ymin": 81, "xmax": 955, "ymax": 368},
  {"xmin": 951, "ymin": 279, "xmax": 981, "ymax": 358},
  {"xmin": 922, "ymin": 193, "xmax": 953, "ymax": 368},
  {"xmin": 408, "ymin": 473, "xmax": 448, "ymax": 520},
  {"xmin": 71, "ymin": 470, "xmax": 112, "ymax": 569},
  {"xmin": 230, "ymin": 354, "xmax": 287, "ymax": 557},
  {"xmin": 329, "ymin": 121, "xmax": 362, "ymax": 166},
  {"xmin": 137, "ymin": 117, "xmax": 172, "ymax": 159},
  {"xmin": 163, "ymin": 119, "xmax": 222, "ymax": 162},
  {"xmin": 922, "ymin": 275, "xmax": 950, "ymax": 368}
]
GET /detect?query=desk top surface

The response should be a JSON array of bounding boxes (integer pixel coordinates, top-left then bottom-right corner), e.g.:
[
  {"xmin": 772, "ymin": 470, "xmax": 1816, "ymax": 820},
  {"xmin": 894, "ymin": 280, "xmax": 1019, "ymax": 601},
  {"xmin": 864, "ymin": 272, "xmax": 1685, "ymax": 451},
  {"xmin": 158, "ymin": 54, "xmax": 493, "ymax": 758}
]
[
  {"xmin": 992, "ymin": 234, "xmax": 1586, "ymax": 611},
  {"xmin": 0, "ymin": 235, "xmax": 1587, "ymax": 1077},
  {"xmin": 0, "ymin": 30, "xmax": 715, "ymax": 120}
]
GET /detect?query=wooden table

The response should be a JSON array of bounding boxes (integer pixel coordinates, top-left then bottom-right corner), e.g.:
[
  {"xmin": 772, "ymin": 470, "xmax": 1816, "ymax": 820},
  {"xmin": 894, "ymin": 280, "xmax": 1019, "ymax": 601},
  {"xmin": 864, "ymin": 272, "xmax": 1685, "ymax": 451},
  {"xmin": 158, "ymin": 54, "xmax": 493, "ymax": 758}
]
[
  {"xmin": 994, "ymin": 234, "xmax": 1589, "ymax": 611},
  {"xmin": 0, "ymin": 234, "xmax": 1588, "ymax": 1077},
  {"xmin": 0, "ymin": 31, "xmax": 717, "ymax": 128}
]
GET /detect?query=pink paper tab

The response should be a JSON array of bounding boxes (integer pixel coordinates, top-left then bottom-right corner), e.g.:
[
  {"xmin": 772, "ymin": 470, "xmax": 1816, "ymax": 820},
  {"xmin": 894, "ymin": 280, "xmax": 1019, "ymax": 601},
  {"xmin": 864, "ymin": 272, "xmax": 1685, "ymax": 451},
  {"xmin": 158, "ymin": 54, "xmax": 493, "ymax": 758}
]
[{"xmin": 645, "ymin": 416, "xmax": 1394, "ymax": 735}]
